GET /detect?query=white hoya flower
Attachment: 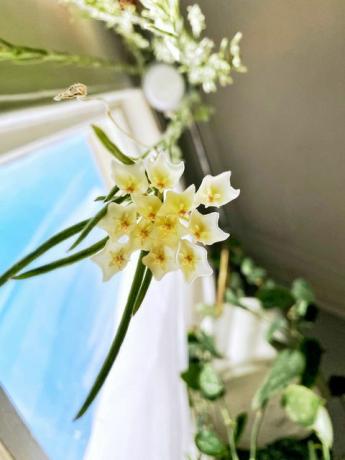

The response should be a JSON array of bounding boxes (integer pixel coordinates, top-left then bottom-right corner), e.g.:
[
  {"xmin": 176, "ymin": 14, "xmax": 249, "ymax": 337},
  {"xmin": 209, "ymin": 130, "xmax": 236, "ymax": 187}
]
[
  {"xmin": 99, "ymin": 203, "xmax": 137, "ymax": 240},
  {"xmin": 132, "ymin": 194, "xmax": 162, "ymax": 221},
  {"xmin": 130, "ymin": 218, "xmax": 154, "ymax": 251},
  {"xmin": 158, "ymin": 185, "xmax": 196, "ymax": 218},
  {"xmin": 92, "ymin": 240, "xmax": 132, "ymax": 281},
  {"xmin": 189, "ymin": 209, "xmax": 229, "ymax": 245},
  {"xmin": 152, "ymin": 214, "xmax": 186, "ymax": 248},
  {"xmin": 146, "ymin": 152, "xmax": 184, "ymax": 192},
  {"xmin": 195, "ymin": 171, "xmax": 240, "ymax": 208},
  {"xmin": 142, "ymin": 244, "xmax": 177, "ymax": 280},
  {"xmin": 177, "ymin": 240, "xmax": 212, "ymax": 283},
  {"xmin": 187, "ymin": 4, "xmax": 205, "ymax": 38},
  {"xmin": 111, "ymin": 160, "xmax": 149, "ymax": 194}
]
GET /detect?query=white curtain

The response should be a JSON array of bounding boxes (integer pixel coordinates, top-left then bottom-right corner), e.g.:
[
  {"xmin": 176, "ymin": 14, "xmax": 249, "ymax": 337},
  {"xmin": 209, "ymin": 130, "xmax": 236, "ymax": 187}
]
[{"xmin": 84, "ymin": 259, "xmax": 215, "ymax": 460}]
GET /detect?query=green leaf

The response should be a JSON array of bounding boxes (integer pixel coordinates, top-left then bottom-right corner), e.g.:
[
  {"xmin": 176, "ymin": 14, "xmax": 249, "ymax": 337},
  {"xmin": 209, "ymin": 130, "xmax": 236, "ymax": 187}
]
[
  {"xmin": 198, "ymin": 331, "xmax": 223, "ymax": 359},
  {"xmin": 199, "ymin": 364, "xmax": 224, "ymax": 400},
  {"xmin": 234, "ymin": 412, "xmax": 248, "ymax": 444},
  {"xmin": 92, "ymin": 125, "xmax": 135, "ymax": 165},
  {"xmin": 257, "ymin": 285, "xmax": 295, "ymax": 310},
  {"xmin": 181, "ymin": 363, "xmax": 202, "ymax": 390},
  {"xmin": 266, "ymin": 317, "xmax": 288, "ymax": 345},
  {"xmin": 300, "ymin": 338, "xmax": 323, "ymax": 388},
  {"xmin": 313, "ymin": 406, "xmax": 333, "ymax": 449},
  {"xmin": 0, "ymin": 219, "xmax": 89, "ymax": 287},
  {"xmin": 69, "ymin": 204, "xmax": 108, "ymax": 250},
  {"xmin": 253, "ymin": 349, "xmax": 305, "ymax": 409},
  {"xmin": 75, "ymin": 251, "xmax": 147, "ymax": 419},
  {"xmin": 292, "ymin": 278, "xmax": 315, "ymax": 304},
  {"xmin": 195, "ymin": 429, "xmax": 228, "ymax": 457},
  {"xmin": 282, "ymin": 384, "xmax": 322, "ymax": 427},
  {"xmin": 14, "ymin": 238, "xmax": 108, "ymax": 279}
]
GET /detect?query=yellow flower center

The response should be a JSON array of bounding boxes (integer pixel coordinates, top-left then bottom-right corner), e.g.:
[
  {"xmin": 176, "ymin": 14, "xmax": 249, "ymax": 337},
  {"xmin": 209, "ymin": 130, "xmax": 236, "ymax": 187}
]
[{"xmin": 110, "ymin": 251, "xmax": 126, "ymax": 268}]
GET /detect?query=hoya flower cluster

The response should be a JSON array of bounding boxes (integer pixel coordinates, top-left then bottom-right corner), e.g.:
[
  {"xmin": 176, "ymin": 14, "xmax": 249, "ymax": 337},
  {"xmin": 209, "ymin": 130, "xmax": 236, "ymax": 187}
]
[{"xmin": 93, "ymin": 153, "xmax": 239, "ymax": 283}]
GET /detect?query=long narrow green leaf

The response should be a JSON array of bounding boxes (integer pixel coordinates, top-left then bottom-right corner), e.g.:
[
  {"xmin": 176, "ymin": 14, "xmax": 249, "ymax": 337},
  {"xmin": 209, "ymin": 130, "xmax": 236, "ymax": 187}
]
[
  {"xmin": 0, "ymin": 219, "xmax": 89, "ymax": 287},
  {"xmin": 75, "ymin": 251, "xmax": 147, "ymax": 419},
  {"xmin": 0, "ymin": 37, "xmax": 141, "ymax": 74},
  {"xmin": 14, "ymin": 238, "xmax": 108, "ymax": 279},
  {"xmin": 132, "ymin": 268, "xmax": 152, "ymax": 315},
  {"xmin": 69, "ymin": 205, "xmax": 108, "ymax": 251},
  {"xmin": 92, "ymin": 125, "xmax": 135, "ymax": 165},
  {"xmin": 70, "ymin": 194, "xmax": 129, "ymax": 251},
  {"xmin": 94, "ymin": 185, "xmax": 119, "ymax": 202}
]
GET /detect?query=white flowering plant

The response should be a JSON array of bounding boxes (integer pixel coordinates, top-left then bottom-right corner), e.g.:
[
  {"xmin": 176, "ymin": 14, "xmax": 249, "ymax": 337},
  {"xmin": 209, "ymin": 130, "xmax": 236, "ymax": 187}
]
[{"xmin": 0, "ymin": 0, "xmax": 245, "ymax": 419}]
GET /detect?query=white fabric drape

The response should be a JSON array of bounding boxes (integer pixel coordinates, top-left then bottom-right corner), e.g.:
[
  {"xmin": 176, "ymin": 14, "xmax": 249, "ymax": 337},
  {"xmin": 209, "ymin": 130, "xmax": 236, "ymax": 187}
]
[{"xmin": 84, "ymin": 259, "xmax": 214, "ymax": 460}]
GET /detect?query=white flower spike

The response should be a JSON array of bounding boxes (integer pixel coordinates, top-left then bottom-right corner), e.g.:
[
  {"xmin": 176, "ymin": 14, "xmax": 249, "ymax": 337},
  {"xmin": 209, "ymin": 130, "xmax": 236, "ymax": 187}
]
[
  {"xmin": 146, "ymin": 152, "xmax": 184, "ymax": 192},
  {"xmin": 189, "ymin": 209, "xmax": 229, "ymax": 245},
  {"xmin": 177, "ymin": 240, "xmax": 212, "ymax": 283},
  {"xmin": 99, "ymin": 203, "xmax": 137, "ymax": 241},
  {"xmin": 92, "ymin": 240, "xmax": 132, "ymax": 281},
  {"xmin": 132, "ymin": 194, "xmax": 162, "ymax": 221},
  {"xmin": 195, "ymin": 171, "xmax": 240, "ymax": 208},
  {"xmin": 112, "ymin": 161, "xmax": 149, "ymax": 194},
  {"xmin": 158, "ymin": 185, "xmax": 196, "ymax": 218},
  {"xmin": 142, "ymin": 245, "xmax": 177, "ymax": 280}
]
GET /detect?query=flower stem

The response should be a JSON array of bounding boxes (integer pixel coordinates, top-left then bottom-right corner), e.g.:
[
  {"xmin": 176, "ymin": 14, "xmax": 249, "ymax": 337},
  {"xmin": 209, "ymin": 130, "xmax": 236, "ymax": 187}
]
[
  {"xmin": 249, "ymin": 410, "xmax": 264, "ymax": 460},
  {"xmin": 75, "ymin": 251, "xmax": 147, "ymax": 419},
  {"xmin": 220, "ymin": 408, "xmax": 239, "ymax": 460}
]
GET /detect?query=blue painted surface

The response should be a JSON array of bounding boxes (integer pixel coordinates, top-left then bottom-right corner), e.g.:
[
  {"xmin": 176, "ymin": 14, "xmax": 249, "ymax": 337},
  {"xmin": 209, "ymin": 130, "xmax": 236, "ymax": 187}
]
[{"xmin": 0, "ymin": 134, "xmax": 120, "ymax": 460}]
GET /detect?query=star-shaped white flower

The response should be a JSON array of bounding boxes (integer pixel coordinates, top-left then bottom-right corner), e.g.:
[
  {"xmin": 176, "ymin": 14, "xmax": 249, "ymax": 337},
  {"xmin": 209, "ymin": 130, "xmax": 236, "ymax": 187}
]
[
  {"xmin": 130, "ymin": 218, "xmax": 154, "ymax": 251},
  {"xmin": 142, "ymin": 245, "xmax": 177, "ymax": 280},
  {"xmin": 99, "ymin": 203, "xmax": 137, "ymax": 240},
  {"xmin": 152, "ymin": 214, "xmax": 186, "ymax": 248},
  {"xmin": 195, "ymin": 171, "xmax": 240, "ymax": 208},
  {"xmin": 132, "ymin": 194, "xmax": 162, "ymax": 221},
  {"xmin": 112, "ymin": 160, "xmax": 149, "ymax": 194},
  {"xmin": 146, "ymin": 152, "xmax": 184, "ymax": 192},
  {"xmin": 158, "ymin": 185, "xmax": 196, "ymax": 218},
  {"xmin": 92, "ymin": 240, "xmax": 132, "ymax": 281},
  {"xmin": 177, "ymin": 240, "xmax": 212, "ymax": 283},
  {"xmin": 188, "ymin": 209, "xmax": 229, "ymax": 245}
]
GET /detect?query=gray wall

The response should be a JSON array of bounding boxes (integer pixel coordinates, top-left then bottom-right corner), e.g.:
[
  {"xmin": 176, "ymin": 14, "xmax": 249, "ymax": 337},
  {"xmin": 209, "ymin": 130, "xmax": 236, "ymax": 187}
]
[
  {"xmin": 185, "ymin": 0, "xmax": 345, "ymax": 317},
  {"xmin": 0, "ymin": 0, "xmax": 130, "ymax": 111}
]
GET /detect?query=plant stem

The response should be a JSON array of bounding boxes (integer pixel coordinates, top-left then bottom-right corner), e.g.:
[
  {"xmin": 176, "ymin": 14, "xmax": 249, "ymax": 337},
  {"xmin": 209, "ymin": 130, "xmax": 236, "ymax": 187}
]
[
  {"xmin": 249, "ymin": 410, "xmax": 264, "ymax": 460},
  {"xmin": 75, "ymin": 251, "xmax": 147, "ymax": 419},
  {"xmin": 132, "ymin": 267, "xmax": 153, "ymax": 315},
  {"xmin": 220, "ymin": 408, "xmax": 239, "ymax": 460}
]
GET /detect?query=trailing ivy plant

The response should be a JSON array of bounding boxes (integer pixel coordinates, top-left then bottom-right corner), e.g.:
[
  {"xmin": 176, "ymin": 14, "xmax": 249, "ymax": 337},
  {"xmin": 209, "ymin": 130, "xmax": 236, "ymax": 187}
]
[{"xmin": 181, "ymin": 239, "xmax": 336, "ymax": 460}]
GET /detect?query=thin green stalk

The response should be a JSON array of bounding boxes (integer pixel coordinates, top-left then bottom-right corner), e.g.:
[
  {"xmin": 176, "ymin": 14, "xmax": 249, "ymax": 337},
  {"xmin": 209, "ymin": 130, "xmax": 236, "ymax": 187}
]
[
  {"xmin": 0, "ymin": 38, "xmax": 141, "ymax": 74},
  {"xmin": 75, "ymin": 251, "xmax": 147, "ymax": 419},
  {"xmin": 14, "ymin": 238, "xmax": 108, "ymax": 279},
  {"xmin": 132, "ymin": 268, "xmax": 153, "ymax": 315},
  {"xmin": 321, "ymin": 443, "xmax": 330, "ymax": 460},
  {"xmin": 249, "ymin": 410, "xmax": 264, "ymax": 460},
  {"xmin": 220, "ymin": 408, "xmax": 239, "ymax": 460},
  {"xmin": 0, "ymin": 219, "xmax": 89, "ymax": 287},
  {"xmin": 69, "ymin": 205, "xmax": 108, "ymax": 250}
]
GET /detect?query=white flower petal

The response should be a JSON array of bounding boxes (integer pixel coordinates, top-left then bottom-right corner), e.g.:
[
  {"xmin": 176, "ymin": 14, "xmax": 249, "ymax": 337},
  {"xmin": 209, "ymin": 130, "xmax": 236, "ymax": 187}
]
[
  {"xmin": 195, "ymin": 171, "xmax": 240, "ymax": 208},
  {"xmin": 92, "ymin": 240, "xmax": 132, "ymax": 281},
  {"xmin": 132, "ymin": 194, "xmax": 162, "ymax": 221},
  {"xmin": 112, "ymin": 160, "xmax": 149, "ymax": 194},
  {"xmin": 98, "ymin": 202, "xmax": 137, "ymax": 240},
  {"xmin": 158, "ymin": 184, "xmax": 196, "ymax": 218},
  {"xmin": 146, "ymin": 152, "xmax": 184, "ymax": 191},
  {"xmin": 177, "ymin": 240, "xmax": 212, "ymax": 283},
  {"xmin": 189, "ymin": 209, "xmax": 229, "ymax": 245},
  {"xmin": 142, "ymin": 245, "xmax": 178, "ymax": 280}
]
